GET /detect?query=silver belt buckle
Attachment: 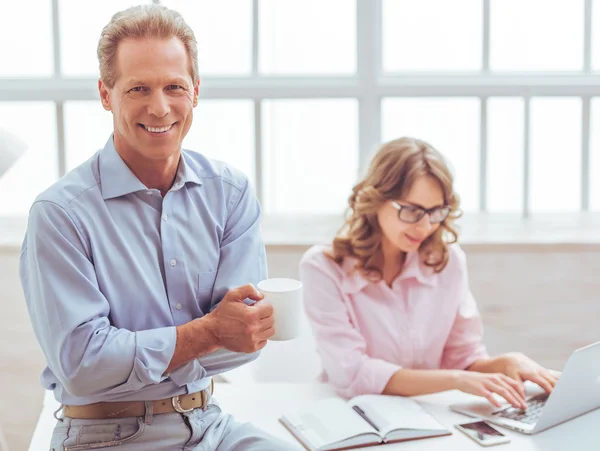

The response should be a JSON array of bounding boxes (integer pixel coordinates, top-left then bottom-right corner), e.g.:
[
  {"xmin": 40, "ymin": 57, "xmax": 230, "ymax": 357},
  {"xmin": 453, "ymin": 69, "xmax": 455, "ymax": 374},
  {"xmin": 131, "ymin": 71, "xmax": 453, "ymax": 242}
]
[{"xmin": 171, "ymin": 395, "xmax": 194, "ymax": 413}]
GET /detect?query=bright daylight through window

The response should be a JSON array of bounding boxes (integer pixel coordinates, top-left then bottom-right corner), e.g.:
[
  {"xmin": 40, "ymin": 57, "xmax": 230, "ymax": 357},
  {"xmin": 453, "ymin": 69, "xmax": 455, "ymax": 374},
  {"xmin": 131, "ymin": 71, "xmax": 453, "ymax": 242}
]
[{"xmin": 1, "ymin": 0, "xmax": 600, "ymax": 218}]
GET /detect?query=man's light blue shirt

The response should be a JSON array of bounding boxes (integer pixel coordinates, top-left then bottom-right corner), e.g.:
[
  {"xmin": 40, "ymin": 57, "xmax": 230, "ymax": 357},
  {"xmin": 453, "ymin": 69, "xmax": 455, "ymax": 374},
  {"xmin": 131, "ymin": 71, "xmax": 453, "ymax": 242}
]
[{"xmin": 20, "ymin": 137, "xmax": 267, "ymax": 405}]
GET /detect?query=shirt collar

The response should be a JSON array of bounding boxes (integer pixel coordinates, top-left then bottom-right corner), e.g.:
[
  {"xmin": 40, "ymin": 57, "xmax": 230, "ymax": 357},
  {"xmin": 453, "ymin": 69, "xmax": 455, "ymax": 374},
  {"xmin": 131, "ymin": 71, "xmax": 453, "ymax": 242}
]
[
  {"xmin": 177, "ymin": 151, "xmax": 203, "ymax": 187},
  {"xmin": 99, "ymin": 136, "xmax": 202, "ymax": 200},
  {"xmin": 340, "ymin": 250, "xmax": 437, "ymax": 295},
  {"xmin": 396, "ymin": 251, "xmax": 438, "ymax": 288}
]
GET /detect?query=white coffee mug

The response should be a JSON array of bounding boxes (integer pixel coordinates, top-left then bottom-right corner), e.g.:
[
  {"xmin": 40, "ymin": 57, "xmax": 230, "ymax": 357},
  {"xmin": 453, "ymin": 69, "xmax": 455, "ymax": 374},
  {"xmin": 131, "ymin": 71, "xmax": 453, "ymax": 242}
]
[{"xmin": 257, "ymin": 278, "xmax": 303, "ymax": 341}]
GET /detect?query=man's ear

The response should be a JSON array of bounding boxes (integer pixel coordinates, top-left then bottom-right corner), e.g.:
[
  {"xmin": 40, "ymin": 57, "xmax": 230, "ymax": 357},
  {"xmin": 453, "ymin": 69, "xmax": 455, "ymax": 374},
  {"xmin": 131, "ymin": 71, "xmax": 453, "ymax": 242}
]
[
  {"xmin": 192, "ymin": 78, "xmax": 200, "ymax": 107},
  {"xmin": 98, "ymin": 79, "xmax": 112, "ymax": 111}
]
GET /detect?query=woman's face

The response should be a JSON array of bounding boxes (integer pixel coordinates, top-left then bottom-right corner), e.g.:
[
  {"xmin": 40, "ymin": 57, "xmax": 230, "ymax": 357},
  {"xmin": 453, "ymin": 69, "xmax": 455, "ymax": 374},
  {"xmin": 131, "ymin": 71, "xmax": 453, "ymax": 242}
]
[{"xmin": 377, "ymin": 175, "xmax": 446, "ymax": 253}]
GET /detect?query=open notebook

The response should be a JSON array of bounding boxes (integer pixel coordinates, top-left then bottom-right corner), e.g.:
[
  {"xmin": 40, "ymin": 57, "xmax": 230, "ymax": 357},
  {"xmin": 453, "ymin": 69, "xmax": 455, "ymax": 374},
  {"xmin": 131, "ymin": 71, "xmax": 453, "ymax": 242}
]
[{"xmin": 280, "ymin": 394, "xmax": 450, "ymax": 451}]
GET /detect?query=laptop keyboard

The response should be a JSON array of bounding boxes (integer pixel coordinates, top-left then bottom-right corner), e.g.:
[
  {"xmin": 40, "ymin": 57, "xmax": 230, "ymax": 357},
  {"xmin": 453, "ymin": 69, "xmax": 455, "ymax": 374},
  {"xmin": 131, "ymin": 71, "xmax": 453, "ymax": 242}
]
[{"xmin": 493, "ymin": 393, "xmax": 549, "ymax": 425}]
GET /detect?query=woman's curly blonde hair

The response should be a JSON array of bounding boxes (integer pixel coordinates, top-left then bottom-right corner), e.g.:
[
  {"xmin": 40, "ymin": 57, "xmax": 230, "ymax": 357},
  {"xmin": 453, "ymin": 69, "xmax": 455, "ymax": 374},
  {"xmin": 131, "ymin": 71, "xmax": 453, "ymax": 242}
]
[{"xmin": 328, "ymin": 137, "xmax": 462, "ymax": 280}]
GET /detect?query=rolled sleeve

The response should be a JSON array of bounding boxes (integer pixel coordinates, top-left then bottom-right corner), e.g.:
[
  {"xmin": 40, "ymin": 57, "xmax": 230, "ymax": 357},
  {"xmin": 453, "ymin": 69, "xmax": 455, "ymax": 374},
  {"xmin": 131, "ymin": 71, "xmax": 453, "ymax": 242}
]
[
  {"xmin": 199, "ymin": 349, "xmax": 260, "ymax": 377},
  {"xmin": 300, "ymin": 253, "xmax": 401, "ymax": 398},
  {"xmin": 20, "ymin": 201, "xmax": 177, "ymax": 398},
  {"xmin": 168, "ymin": 350, "xmax": 260, "ymax": 386},
  {"xmin": 133, "ymin": 327, "xmax": 178, "ymax": 385}
]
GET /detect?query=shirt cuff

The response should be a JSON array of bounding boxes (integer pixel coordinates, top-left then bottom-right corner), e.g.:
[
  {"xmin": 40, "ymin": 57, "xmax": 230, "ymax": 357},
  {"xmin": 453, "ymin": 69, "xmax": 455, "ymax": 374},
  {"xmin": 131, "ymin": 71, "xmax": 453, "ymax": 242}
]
[
  {"xmin": 363, "ymin": 358, "xmax": 402, "ymax": 394},
  {"xmin": 458, "ymin": 345, "xmax": 490, "ymax": 371},
  {"xmin": 169, "ymin": 360, "xmax": 207, "ymax": 387},
  {"xmin": 132, "ymin": 326, "xmax": 177, "ymax": 386},
  {"xmin": 340, "ymin": 358, "xmax": 402, "ymax": 398}
]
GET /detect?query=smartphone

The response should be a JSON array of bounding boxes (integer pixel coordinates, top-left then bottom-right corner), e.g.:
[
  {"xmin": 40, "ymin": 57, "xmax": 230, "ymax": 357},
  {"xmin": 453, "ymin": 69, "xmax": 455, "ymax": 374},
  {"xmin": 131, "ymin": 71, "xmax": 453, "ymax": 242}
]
[{"xmin": 455, "ymin": 420, "xmax": 511, "ymax": 447}]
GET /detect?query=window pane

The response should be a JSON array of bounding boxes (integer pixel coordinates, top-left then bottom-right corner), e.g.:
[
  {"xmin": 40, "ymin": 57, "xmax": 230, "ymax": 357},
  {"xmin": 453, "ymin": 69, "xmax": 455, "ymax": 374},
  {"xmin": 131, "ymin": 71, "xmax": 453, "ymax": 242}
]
[
  {"xmin": 530, "ymin": 98, "xmax": 581, "ymax": 212},
  {"xmin": 183, "ymin": 100, "xmax": 255, "ymax": 187},
  {"xmin": 589, "ymin": 98, "xmax": 600, "ymax": 210},
  {"xmin": 60, "ymin": 0, "xmax": 152, "ymax": 77},
  {"xmin": 65, "ymin": 101, "xmax": 114, "ymax": 171},
  {"xmin": 383, "ymin": 0, "xmax": 482, "ymax": 72},
  {"xmin": 381, "ymin": 98, "xmax": 481, "ymax": 212},
  {"xmin": 0, "ymin": 2, "xmax": 53, "ymax": 76},
  {"xmin": 262, "ymin": 99, "xmax": 358, "ymax": 214},
  {"xmin": 259, "ymin": 0, "xmax": 356, "ymax": 75},
  {"xmin": 163, "ymin": 0, "xmax": 252, "ymax": 75},
  {"xmin": 490, "ymin": 0, "xmax": 584, "ymax": 71},
  {"xmin": 0, "ymin": 103, "xmax": 57, "ymax": 216},
  {"xmin": 487, "ymin": 98, "xmax": 524, "ymax": 212}
]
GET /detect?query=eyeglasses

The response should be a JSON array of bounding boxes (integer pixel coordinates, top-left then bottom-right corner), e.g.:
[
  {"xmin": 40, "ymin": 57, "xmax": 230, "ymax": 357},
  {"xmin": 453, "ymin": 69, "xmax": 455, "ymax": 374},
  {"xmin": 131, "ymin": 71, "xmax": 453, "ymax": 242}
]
[{"xmin": 391, "ymin": 201, "xmax": 450, "ymax": 224}]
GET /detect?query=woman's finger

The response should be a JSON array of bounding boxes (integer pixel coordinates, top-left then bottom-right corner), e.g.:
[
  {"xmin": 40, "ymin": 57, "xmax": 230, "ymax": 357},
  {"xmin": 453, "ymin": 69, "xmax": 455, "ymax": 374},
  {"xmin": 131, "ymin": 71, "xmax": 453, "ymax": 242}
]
[
  {"xmin": 481, "ymin": 389, "xmax": 502, "ymax": 408},
  {"xmin": 522, "ymin": 372, "xmax": 554, "ymax": 393},
  {"xmin": 500, "ymin": 374, "xmax": 526, "ymax": 400},
  {"xmin": 487, "ymin": 381, "xmax": 525, "ymax": 409},
  {"xmin": 539, "ymin": 370, "xmax": 558, "ymax": 391}
]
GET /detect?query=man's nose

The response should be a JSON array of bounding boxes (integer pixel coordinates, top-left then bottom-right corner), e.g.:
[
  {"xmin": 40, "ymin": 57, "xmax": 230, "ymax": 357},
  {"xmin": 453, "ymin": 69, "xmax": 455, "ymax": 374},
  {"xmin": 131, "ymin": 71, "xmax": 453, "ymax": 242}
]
[{"xmin": 147, "ymin": 91, "xmax": 170, "ymax": 117}]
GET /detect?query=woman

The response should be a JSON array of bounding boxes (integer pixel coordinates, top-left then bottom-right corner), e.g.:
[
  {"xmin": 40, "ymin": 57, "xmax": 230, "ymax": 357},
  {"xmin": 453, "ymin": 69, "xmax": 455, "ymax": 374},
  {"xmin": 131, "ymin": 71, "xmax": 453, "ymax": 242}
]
[{"xmin": 300, "ymin": 137, "xmax": 557, "ymax": 409}]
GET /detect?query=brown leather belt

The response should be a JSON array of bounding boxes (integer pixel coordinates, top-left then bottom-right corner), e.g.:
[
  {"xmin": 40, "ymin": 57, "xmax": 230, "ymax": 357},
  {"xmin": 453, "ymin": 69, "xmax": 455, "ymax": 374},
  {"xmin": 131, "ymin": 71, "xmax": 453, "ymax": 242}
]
[{"xmin": 63, "ymin": 380, "xmax": 214, "ymax": 420}]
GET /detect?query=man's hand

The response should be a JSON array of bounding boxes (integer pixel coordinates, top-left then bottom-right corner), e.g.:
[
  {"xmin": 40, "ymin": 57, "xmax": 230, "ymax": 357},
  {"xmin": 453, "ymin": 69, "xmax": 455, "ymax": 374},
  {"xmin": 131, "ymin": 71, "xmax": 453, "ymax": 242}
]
[{"xmin": 205, "ymin": 284, "xmax": 275, "ymax": 353}]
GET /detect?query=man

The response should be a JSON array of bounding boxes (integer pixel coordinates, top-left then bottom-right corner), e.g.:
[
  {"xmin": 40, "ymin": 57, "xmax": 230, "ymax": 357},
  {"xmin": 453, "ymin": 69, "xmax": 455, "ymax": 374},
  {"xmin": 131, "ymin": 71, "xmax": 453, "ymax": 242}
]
[{"xmin": 20, "ymin": 5, "xmax": 297, "ymax": 450}]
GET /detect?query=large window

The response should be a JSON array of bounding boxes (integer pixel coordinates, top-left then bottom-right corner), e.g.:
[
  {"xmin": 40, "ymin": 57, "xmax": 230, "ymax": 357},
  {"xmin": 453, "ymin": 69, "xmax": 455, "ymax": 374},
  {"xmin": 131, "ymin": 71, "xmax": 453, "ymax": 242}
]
[{"xmin": 1, "ymin": 0, "xmax": 600, "ymax": 218}]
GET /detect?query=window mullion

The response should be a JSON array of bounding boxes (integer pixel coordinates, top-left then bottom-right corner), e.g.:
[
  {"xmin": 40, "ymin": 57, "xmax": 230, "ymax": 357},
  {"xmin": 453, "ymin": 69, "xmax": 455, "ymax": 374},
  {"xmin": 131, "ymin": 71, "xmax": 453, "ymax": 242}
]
[
  {"xmin": 254, "ymin": 100, "xmax": 263, "ymax": 206},
  {"xmin": 480, "ymin": 97, "xmax": 488, "ymax": 212},
  {"xmin": 51, "ymin": 0, "xmax": 67, "ymax": 177},
  {"xmin": 357, "ymin": 0, "xmax": 381, "ymax": 177},
  {"xmin": 482, "ymin": 0, "xmax": 490, "ymax": 72},
  {"xmin": 584, "ymin": 0, "xmax": 592, "ymax": 72},
  {"xmin": 252, "ymin": 0, "xmax": 259, "ymax": 76},
  {"xmin": 523, "ymin": 95, "xmax": 531, "ymax": 218},
  {"xmin": 582, "ymin": 96, "xmax": 591, "ymax": 211}
]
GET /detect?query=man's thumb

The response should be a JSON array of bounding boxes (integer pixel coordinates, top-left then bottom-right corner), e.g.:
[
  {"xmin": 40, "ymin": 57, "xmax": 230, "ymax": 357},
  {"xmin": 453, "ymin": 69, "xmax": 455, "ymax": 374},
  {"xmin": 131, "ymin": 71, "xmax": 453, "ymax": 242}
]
[{"xmin": 226, "ymin": 284, "xmax": 264, "ymax": 302}]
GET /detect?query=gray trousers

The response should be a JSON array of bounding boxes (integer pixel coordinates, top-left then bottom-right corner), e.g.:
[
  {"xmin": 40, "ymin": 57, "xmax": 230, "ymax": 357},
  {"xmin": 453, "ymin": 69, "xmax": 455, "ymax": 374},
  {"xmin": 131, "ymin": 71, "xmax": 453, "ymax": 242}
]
[{"xmin": 49, "ymin": 401, "xmax": 299, "ymax": 450}]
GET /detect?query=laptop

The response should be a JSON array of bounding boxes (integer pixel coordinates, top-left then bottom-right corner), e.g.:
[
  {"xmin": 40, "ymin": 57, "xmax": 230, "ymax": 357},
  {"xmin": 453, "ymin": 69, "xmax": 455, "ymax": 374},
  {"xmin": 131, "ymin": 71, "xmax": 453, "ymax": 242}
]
[{"xmin": 451, "ymin": 341, "xmax": 600, "ymax": 434}]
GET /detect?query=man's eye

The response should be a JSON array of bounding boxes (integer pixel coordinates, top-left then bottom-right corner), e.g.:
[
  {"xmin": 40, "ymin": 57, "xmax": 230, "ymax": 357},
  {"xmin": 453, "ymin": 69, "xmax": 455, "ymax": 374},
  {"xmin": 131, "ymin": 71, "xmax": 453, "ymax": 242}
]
[
  {"xmin": 167, "ymin": 85, "xmax": 183, "ymax": 90},
  {"xmin": 129, "ymin": 87, "xmax": 145, "ymax": 93}
]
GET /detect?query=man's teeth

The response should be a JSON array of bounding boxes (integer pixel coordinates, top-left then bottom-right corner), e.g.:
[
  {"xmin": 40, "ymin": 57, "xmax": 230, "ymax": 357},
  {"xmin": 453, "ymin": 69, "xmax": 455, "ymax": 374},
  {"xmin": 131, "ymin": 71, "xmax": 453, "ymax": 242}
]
[{"xmin": 144, "ymin": 124, "xmax": 172, "ymax": 133}]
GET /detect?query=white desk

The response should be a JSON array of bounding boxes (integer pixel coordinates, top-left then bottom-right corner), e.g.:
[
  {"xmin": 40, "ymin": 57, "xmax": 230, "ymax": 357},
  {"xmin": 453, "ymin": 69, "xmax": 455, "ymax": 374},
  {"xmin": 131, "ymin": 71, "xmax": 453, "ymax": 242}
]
[{"xmin": 31, "ymin": 383, "xmax": 600, "ymax": 450}]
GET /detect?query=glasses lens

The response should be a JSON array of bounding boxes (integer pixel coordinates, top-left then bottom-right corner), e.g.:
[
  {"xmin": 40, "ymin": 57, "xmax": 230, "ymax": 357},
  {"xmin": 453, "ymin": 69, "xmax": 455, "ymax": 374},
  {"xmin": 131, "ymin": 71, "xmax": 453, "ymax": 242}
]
[
  {"xmin": 429, "ymin": 207, "xmax": 450, "ymax": 223},
  {"xmin": 398, "ymin": 205, "xmax": 425, "ymax": 223}
]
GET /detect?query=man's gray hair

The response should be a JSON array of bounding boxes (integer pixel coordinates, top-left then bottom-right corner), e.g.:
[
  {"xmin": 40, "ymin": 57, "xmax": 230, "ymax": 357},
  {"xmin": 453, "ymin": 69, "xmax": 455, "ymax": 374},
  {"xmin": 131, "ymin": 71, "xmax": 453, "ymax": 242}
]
[{"xmin": 97, "ymin": 4, "xmax": 199, "ymax": 88}]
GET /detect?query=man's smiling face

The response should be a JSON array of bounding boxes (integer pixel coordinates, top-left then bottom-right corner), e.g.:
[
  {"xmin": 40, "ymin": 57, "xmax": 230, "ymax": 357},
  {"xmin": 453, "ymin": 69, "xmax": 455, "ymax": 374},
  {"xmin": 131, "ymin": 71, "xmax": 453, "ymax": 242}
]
[{"xmin": 99, "ymin": 36, "xmax": 199, "ymax": 163}]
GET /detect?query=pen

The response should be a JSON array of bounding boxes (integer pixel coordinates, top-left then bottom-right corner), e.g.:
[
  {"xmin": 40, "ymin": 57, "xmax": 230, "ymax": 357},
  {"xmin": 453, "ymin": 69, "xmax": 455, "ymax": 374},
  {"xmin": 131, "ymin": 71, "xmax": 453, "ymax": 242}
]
[{"xmin": 352, "ymin": 405, "xmax": 380, "ymax": 432}]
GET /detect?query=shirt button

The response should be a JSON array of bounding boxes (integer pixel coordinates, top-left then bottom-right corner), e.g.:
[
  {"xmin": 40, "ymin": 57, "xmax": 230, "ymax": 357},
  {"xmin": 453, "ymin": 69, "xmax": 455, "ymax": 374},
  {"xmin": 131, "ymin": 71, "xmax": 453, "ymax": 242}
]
[
  {"xmin": 175, "ymin": 303, "xmax": 182, "ymax": 310},
  {"xmin": 169, "ymin": 258, "xmax": 177, "ymax": 267},
  {"xmin": 162, "ymin": 213, "xmax": 168, "ymax": 221}
]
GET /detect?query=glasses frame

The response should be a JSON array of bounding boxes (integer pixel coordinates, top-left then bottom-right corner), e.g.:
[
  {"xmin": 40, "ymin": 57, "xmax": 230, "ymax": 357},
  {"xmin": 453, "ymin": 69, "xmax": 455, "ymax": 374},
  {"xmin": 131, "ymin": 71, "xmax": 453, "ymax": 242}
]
[{"xmin": 391, "ymin": 201, "xmax": 450, "ymax": 224}]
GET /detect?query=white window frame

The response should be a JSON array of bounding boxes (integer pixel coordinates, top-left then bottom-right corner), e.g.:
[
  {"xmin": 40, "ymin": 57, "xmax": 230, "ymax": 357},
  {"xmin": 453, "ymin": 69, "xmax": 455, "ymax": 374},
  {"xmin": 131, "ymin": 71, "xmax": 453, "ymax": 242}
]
[{"xmin": 1, "ymin": 0, "xmax": 599, "ymax": 218}]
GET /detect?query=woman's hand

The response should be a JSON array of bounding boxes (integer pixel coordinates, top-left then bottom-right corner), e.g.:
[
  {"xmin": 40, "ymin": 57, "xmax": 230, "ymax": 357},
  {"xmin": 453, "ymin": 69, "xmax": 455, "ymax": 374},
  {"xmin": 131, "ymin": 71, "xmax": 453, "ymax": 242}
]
[
  {"xmin": 493, "ymin": 352, "xmax": 559, "ymax": 394},
  {"xmin": 455, "ymin": 371, "xmax": 528, "ymax": 409}
]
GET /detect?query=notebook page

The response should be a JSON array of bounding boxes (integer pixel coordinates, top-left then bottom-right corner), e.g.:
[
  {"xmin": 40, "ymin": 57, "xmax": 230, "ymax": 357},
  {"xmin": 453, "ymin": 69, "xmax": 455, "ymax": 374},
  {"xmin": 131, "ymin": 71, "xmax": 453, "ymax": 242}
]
[
  {"xmin": 283, "ymin": 398, "xmax": 378, "ymax": 448},
  {"xmin": 351, "ymin": 395, "xmax": 446, "ymax": 437}
]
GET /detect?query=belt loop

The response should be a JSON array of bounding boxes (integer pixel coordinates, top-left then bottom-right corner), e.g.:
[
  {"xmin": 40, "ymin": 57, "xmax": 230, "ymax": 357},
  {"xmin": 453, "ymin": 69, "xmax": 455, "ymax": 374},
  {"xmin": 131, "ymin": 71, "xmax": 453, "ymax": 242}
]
[
  {"xmin": 144, "ymin": 400, "xmax": 153, "ymax": 425},
  {"xmin": 53, "ymin": 404, "xmax": 64, "ymax": 422},
  {"xmin": 201, "ymin": 390, "xmax": 208, "ymax": 410}
]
